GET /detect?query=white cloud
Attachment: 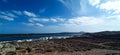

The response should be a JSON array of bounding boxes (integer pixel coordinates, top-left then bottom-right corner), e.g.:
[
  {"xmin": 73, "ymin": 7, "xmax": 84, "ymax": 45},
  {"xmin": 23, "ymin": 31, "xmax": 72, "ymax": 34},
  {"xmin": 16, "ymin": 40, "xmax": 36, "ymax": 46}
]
[
  {"xmin": 50, "ymin": 18, "xmax": 57, "ymax": 22},
  {"xmin": 12, "ymin": 10, "xmax": 22, "ymax": 15},
  {"xmin": 0, "ymin": 11, "xmax": 18, "ymax": 21},
  {"xmin": 23, "ymin": 22, "xmax": 44, "ymax": 27},
  {"xmin": 25, "ymin": 17, "xmax": 66, "ymax": 28},
  {"xmin": 67, "ymin": 16, "xmax": 105, "ymax": 26},
  {"xmin": 88, "ymin": 0, "xmax": 100, "ymax": 6},
  {"xmin": 0, "ymin": 11, "xmax": 17, "ymax": 18},
  {"xmin": 29, "ymin": 17, "xmax": 65, "ymax": 23},
  {"xmin": 34, "ymin": 23, "xmax": 44, "ymax": 27},
  {"xmin": 88, "ymin": 0, "xmax": 120, "ymax": 27},
  {"xmin": 0, "ymin": 15, "xmax": 14, "ymax": 21},
  {"xmin": 59, "ymin": 15, "xmax": 120, "ymax": 32},
  {"xmin": 88, "ymin": 0, "xmax": 120, "ymax": 15},
  {"xmin": 36, "ymin": 0, "xmax": 120, "ymax": 32},
  {"xmin": 50, "ymin": 18, "xmax": 65, "ymax": 22},
  {"xmin": 6, "ymin": 13, "xmax": 17, "ymax": 18},
  {"xmin": 98, "ymin": 0, "xmax": 120, "ymax": 15},
  {"xmin": 51, "ymin": 16, "xmax": 107, "ymax": 32},
  {"xmin": 29, "ymin": 18, "xmax": 49, "ymax": 23},
  {"xmin": 23, "ymin": 11, "xmax": 37, "ymax": 17},
  {"xmin": 24, "ymin": 16, "xmax": 120, "ymax": 32},
  {"xmin": 88, "ymin": 0, "xmax": 120, "ymax": 23},
  {"xmin": 43, "ymin": 17, "xmax": 105, "ymax": 32},
  {"xmin": 26, "ymin": 16, "xmax": 106, "ymax": 32},
  {"xmin": 56, "ymin": 18, "xmax": 65, "ymax": 22}
]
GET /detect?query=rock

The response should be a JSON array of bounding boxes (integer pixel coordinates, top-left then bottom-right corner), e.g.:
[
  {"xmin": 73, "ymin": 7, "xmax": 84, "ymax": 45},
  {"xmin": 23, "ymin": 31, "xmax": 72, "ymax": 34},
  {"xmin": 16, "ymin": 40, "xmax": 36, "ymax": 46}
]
[{"xmin": 0, "ymin": 43, "xmax": 16, "ymax": 55}]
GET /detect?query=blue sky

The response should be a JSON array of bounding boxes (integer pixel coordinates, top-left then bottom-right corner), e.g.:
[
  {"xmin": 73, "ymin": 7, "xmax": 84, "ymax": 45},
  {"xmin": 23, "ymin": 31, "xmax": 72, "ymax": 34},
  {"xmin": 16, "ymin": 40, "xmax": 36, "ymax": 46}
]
[{"xmin": 0, "ymin": 0, "xmax": 120, "ymax": 34}]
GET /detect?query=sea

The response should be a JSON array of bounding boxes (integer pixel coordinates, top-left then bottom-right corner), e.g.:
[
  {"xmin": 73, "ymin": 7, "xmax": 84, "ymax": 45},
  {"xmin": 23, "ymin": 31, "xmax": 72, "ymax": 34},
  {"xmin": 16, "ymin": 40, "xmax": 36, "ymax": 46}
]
[{"xmin": 0, "ymin": 33, "xmax": 83, "ymax": 42}]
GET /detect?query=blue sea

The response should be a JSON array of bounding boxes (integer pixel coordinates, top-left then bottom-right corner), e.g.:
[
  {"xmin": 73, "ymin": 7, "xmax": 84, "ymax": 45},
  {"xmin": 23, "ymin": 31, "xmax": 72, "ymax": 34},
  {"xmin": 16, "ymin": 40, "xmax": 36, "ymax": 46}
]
[{"xmin": 0, "ymin": 33, "xmax": 82, "ymax": 42}]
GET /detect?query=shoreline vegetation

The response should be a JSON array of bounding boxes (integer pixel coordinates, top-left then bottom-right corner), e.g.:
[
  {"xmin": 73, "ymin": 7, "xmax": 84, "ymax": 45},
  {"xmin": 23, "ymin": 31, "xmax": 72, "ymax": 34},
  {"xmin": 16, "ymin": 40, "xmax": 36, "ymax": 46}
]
[{"xmin": 0, "ymin": 31, "xmax": 120, "ymax": 55}]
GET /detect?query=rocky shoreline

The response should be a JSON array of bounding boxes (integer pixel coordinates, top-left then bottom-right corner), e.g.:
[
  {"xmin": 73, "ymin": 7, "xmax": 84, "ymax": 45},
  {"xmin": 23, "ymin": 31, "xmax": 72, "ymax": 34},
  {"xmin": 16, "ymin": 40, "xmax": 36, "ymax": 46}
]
[
  {"xmin": 0, "ymin": 38, "xmax": 120, "ymax": 55},
  {"xmin": 0, "ymin": 32, "xmax": 120, "ymax": 55}
]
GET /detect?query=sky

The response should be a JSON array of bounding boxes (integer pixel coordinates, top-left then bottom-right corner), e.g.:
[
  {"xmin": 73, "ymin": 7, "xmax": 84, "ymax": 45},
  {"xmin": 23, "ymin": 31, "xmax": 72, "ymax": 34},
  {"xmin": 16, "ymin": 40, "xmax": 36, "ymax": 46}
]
[{"xmin": 0, "ymin": 0, "xmax": 120, "ymax": 34}]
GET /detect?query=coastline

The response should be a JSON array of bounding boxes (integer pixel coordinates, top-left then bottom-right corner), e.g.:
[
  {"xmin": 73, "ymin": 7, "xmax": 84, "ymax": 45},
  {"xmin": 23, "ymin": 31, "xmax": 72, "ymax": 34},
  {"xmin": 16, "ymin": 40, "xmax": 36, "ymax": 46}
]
[
  {"xmin": 0, "ymin": 36, "xmax": 72, "ymax": 43},
  {"xmin": 0, "ymin": 32, "xmax": 120, "ymax": 55}
]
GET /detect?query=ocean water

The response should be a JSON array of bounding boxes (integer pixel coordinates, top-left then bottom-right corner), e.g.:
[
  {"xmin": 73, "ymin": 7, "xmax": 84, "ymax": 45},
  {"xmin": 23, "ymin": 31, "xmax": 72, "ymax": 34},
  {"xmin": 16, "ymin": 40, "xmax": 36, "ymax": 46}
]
[{"xmin": 0, "ymin": 33, "xmax": 82, "ymax": 42}]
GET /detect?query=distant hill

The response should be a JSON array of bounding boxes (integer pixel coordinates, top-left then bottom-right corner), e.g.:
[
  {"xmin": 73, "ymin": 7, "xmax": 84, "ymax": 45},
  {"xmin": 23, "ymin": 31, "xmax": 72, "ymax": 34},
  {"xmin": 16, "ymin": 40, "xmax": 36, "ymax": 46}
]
[{"xmin": 81, "ymin": 31, "xmax": 120, "ymax": 39}]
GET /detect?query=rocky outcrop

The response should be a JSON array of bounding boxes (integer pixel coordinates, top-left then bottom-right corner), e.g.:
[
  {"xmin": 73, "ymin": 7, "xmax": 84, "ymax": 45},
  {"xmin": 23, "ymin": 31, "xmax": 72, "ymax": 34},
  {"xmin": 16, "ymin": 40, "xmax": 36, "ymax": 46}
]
[{"xmin": 0, "ymin": 43, "xmax": 16, "ymax": 55}]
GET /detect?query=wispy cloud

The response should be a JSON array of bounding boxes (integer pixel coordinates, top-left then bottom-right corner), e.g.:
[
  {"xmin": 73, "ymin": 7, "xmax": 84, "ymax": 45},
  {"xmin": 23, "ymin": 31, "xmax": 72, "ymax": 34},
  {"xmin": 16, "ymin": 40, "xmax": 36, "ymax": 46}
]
[
  {"xmin": 29, "ymin": 18, "xmax": 49, "ymax": 23},
  {"xmin": 98, "ymin": 0, "xmax": 120, "ymax": 15},
  {"xmin": 88, "ymin": 0, "xmax": 100, "ymax": 6},
  {"xmin": 0, "ymin": 10, "xmax": 38, "ymax": 22},
  {"xmin": 32, "ymin": 16, "xmax": 106, "ymax": 32},
  {"xmin": 26, "ymin": 16, "xmax": 106, "ymax": 31},
  {"xmin": 67, "ymin": 16, "xmax": 105, "ymax": 26},
  {"xmin": 41, "ymin": 15, "xmax": 120, "ymax": 32},
  {"xmin": 22, "ymin": 16, "xmax": 66, "ymax": 28},
  {"xmin": 0, "ymin": 15, "xmax": 14, "ymax": 21},
  {"xmin": 22, "ymin": 22, "xmax": 44, "ymax": 27},
  {"xmin": 50, "ymin": 18, "xmax": 57, "ymax": 22},
  {"xmin": 34, "ymin": 23, "xmax": 44, "ymax": 27},
  {"xmin": 55, "ymin": 15, "xmax": 120, "ymax": 32},
  {"xmin": 28, "ymin": 17, "xmax": 65, "ymax": 23},
  {"xmin": 0, "ymin": 11, "xmax": 17, "ymax": 21},
  {"xmin": 88, "ymin": 0, "xmax": 120, "ymax": 27},
  {"xmin": 23, "ymin": 11, "xmax": 37, "ymax": 17},
  {"xmin": 88, "ymin": 0, "xmax": 120, "ymax": 15},
  {"xmin": 50, "ymin": 17, "xmax": 65, "ymax": 22},
  {"xmin": 59, "ymin": 0, "xmax": 70, "ymax": 8},
  {"xmin": 12, "ymin": 10, "xmax": 22, "ymax": 15},
  {"xmin": 0, "ymin": 11, "xmax": 17, "ymax": 18},
  {"xmin": 58, "ymin": 0, "xmax": 81, "ymax": 15}
]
